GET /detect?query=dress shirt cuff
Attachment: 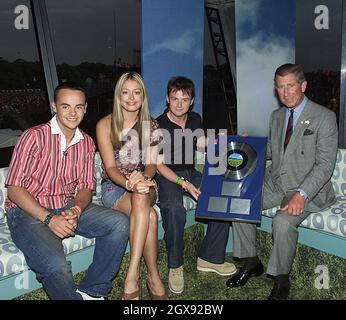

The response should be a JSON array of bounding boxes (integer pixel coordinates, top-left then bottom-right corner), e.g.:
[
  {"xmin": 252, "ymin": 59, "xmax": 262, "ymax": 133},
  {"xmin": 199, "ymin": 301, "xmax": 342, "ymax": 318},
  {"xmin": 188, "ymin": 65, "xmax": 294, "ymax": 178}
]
[{"xmin": 297, "ymin": 188, "xmax": 308, "ymax": 200}]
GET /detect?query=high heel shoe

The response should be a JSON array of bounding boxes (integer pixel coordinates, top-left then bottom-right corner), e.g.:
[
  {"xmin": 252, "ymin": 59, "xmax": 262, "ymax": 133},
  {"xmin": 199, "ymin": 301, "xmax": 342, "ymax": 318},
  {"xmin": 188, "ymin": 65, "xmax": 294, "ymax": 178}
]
[
  {"xmin": 122, "ymin": 277, "xmax": 142, "ymax": 300},
  {"xmin": 146, "ymin": 280, "xmax": 169, "ymax": 300}
]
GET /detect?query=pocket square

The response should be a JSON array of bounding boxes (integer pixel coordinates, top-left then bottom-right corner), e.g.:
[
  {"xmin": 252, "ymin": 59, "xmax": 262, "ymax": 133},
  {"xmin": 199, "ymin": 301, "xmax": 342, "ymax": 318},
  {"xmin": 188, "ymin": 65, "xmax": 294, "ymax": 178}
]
[{"xmin": 303, "ymin": 129, "xmax": 314, "ymax": 136}]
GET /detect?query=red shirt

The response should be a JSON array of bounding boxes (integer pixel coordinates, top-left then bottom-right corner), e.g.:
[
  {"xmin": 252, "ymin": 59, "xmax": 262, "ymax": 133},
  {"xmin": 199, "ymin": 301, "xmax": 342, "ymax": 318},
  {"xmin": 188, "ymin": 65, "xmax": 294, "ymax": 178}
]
[{"xmin": 5, "ymin": 120, "xmax": 96, "ymax": 211}]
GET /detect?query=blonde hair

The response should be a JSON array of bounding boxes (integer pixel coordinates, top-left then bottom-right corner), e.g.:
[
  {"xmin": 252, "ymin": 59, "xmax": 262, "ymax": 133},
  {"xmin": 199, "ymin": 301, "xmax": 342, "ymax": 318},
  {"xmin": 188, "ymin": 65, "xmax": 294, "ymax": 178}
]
[{"xmin": 110, "ymin": 72, "xmax": 151, "ymax": 149}]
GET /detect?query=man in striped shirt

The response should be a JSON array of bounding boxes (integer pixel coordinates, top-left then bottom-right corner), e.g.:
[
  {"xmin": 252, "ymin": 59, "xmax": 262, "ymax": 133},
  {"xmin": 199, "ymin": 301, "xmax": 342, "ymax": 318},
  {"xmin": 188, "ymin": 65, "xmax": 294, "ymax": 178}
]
[{"xmin": 5, "ymin": 83, "xmax": 129, "ymax": 300}]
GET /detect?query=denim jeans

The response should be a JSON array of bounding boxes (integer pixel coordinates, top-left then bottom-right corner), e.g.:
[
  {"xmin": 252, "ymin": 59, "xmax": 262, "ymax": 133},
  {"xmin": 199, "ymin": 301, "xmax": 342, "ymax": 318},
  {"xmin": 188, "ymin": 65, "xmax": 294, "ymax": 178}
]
[
  {"xmin": 156, "ymin": 168, "xmax": 230, "ymax": 268},
  {"xmin": 101, "ymin": 179, "xmax": 126, "ymax": 208},
  {"xmin": 7, "ymin": 203, "xmax": 129, "ymax": 300}
]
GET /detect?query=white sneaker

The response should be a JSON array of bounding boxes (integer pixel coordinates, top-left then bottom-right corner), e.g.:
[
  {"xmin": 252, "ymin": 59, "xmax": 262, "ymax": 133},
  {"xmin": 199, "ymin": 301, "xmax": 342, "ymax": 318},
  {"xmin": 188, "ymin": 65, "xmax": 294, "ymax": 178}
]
[{"xmin": 76, "ymin": 289, "xmax": 105, "ymax": 300}]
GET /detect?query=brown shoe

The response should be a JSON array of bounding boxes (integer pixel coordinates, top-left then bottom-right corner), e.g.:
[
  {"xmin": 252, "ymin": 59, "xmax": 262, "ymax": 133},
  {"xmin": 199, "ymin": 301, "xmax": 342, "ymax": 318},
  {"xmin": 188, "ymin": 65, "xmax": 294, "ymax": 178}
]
[
  {"xmin": 197, "ymin": 257, "xmax": 237, "ymax": 276},
  {"xmin": 122, "ymin": 277, "xmax": 142, "ymax": 300},
  {"xmin": 146, "ymin": 280, "xmax": 169, "ymax": 300}
]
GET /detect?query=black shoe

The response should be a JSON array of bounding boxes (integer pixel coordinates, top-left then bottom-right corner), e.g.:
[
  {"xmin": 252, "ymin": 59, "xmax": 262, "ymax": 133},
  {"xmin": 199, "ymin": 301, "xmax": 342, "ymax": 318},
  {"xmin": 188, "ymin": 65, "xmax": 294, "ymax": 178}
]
[
  {"xmin": 226, "ymin": 259, "xmax": 264, "ymax": 288},
  {"xmin": 268, "ymin": 281, "xmax": 290, "ymax": 300}
]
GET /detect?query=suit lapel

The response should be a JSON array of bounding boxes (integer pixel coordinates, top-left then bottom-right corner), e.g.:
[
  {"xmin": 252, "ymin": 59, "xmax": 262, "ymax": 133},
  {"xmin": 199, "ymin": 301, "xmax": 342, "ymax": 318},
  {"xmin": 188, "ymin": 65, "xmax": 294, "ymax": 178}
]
[
  {"xmin": 284, "ymin": 100, "xmax": 312, "ymax": 157},
  {"xmin": 277, "ymin": 108, "xmax": 286, "ymax": 157}
]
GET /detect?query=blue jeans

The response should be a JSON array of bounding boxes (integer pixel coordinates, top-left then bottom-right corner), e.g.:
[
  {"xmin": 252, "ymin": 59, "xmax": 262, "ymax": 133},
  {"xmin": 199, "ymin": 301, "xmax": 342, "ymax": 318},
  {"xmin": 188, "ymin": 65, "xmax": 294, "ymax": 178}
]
[
  {"xmin": 156, "ymin": 169, "xmax": 230, "ymax": 268},
  {"xmin": 6, "ymin": 203, "xmax": 129, "ymax": 300},
  {"xmin": 101, "ymin": 179, "xmax": 126, "ymax": 208}
]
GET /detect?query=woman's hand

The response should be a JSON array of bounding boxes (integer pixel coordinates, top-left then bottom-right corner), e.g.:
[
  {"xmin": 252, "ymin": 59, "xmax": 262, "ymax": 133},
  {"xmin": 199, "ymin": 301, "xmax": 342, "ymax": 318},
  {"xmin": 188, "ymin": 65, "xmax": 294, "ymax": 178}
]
[
  {"xmin": 132, "ymin": 180, "xmax": 156, "ymax": 194},
  {"xmin": 127, "ymin": 170, "xmax": 145, "ymax": 190}
]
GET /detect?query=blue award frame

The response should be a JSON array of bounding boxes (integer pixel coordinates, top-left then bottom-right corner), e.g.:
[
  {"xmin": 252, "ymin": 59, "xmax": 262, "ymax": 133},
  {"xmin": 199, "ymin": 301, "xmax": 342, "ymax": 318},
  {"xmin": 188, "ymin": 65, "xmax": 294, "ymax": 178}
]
[{"xmin": 196, "ymin": 135, "xmax": 267, "ymax": 224}]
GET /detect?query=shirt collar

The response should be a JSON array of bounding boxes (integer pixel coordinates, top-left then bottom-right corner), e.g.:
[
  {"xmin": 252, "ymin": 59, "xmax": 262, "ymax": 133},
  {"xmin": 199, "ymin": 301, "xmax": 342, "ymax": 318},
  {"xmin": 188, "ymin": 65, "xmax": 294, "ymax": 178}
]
[
  {"xmin": 287, "ymin": 95, "xmax": 307, "ymax": 116},
  {"xmin": 50, "ymin": 115, "xmax": 83, "ymax": 151}
]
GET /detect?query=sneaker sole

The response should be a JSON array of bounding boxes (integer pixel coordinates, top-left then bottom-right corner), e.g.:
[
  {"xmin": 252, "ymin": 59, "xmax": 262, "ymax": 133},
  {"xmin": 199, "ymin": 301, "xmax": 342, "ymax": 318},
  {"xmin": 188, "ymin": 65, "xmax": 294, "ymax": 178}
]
[
  {"xmin": 197, "ymin": 265, "xmax": 237, "ymax": 276},
  {"xmin": 168, "ymin": 283, "xmax": 184, "ymax": 294}
]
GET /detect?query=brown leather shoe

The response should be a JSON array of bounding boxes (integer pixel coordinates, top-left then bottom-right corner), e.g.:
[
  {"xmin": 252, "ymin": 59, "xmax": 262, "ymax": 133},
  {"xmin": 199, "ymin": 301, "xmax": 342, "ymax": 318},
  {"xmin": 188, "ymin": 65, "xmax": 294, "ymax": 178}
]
[
  {"xmin": 122, "ymin": 277, "xmax": 142, "ymax": 300},
  {"xmin": 146, "ymin": 280, "xmax": 169, "ymax": 300}
]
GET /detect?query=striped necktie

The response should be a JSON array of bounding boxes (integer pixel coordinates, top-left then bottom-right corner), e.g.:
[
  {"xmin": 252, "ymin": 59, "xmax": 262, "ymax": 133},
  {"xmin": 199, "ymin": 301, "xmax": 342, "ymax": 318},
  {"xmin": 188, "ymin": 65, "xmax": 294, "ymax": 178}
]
[{"xmin": 284, "ymin": 110, "xmax": 294, "ymax": 150}]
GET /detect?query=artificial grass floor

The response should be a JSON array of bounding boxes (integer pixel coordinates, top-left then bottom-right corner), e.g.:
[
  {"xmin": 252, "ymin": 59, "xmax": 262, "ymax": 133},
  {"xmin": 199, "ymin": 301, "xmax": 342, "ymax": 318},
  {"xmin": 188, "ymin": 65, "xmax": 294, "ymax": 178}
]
[{"xmin": 16, "ymin": 223, "xmax": 346, "ymax": 300}]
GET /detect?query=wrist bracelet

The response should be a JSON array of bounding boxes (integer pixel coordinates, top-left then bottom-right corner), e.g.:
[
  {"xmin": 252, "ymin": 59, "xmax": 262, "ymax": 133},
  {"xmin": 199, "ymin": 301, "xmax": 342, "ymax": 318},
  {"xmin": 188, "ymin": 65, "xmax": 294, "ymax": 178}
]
[
  {"xmin": 43, "ymin": 213, "xmax": 54, "ymax": 226},
  {"xmin": 176, "ymin": 176, "xmax": 184, "ymax": 185}
]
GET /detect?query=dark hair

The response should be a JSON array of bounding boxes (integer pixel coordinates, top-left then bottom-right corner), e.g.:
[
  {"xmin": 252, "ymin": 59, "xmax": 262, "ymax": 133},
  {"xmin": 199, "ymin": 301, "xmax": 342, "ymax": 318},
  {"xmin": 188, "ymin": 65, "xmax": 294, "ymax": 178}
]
[
  {"xmin": 54, "ymin": 82, "xmax": 87, "ymax": 102},
  {"xmin": 274, "ymin": 63, "xmax": 306, "ymax": 84},
  {"xmin": 166, "ymin": 76, "xmax": 195, "ymax": 100}
]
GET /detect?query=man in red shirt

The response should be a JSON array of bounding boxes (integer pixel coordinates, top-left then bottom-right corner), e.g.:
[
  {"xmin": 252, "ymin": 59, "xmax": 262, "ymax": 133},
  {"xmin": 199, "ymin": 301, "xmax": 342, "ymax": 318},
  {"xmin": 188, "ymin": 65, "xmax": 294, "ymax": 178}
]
[{"xmin": 5, "ymin": 83, "xmax": 129, "ymax": 300}]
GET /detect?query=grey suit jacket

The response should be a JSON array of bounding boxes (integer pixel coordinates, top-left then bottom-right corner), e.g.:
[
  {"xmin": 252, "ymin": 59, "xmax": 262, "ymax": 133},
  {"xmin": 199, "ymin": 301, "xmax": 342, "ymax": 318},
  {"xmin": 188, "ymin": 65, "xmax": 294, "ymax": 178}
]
[{"xmin": 266, "ymin": 98, "xmax": 338, "ymax": 212}]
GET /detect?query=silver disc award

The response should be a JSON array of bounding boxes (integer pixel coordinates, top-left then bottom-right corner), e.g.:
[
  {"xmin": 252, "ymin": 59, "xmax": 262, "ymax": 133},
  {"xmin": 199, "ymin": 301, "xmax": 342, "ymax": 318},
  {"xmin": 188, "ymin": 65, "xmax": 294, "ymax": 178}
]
[{"xmin": 196, "ymin": 135, "xmax": 267, "ymax": 224}]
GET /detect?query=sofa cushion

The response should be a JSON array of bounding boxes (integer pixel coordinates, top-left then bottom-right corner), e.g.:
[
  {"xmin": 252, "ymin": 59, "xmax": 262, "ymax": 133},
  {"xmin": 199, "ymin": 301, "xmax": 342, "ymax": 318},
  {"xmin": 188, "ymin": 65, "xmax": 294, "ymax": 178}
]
[
  {"xmin": 0, "ymin": 221, "xmax": 96, "ymax": 278},
  {"xmin": 262, "ymin": 195, "xmax": 346, "ymax": 238},
  {"xmin": 300, "ymin": 196, "xmax": 346, "ymax": 237},
  {"xmin": 0, "ymin": 167, "xmax": 8, "ymax": 223}
]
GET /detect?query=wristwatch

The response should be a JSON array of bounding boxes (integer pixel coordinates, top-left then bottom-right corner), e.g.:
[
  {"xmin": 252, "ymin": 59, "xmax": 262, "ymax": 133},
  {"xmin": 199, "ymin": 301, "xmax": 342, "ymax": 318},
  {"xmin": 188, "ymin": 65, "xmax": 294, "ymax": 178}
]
[{"xmin": 43, "ymin": 213, "xmax": 54, "ymax": 226}]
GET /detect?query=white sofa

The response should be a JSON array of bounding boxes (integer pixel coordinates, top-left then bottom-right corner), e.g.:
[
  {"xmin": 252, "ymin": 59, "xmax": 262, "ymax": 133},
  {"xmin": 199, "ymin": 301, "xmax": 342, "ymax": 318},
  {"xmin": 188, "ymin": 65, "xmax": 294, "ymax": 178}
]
[{"xmin": 1, "ymin": 150, "xmax": 346, "ymax": 299}]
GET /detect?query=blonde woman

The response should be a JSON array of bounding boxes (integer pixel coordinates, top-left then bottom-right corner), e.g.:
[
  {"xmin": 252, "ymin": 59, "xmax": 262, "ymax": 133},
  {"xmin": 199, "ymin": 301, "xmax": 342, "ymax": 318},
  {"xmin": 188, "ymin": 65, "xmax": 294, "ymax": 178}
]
[{"xmin": 96, "ymin": 72, "xmax": 167, "ymax": 300}]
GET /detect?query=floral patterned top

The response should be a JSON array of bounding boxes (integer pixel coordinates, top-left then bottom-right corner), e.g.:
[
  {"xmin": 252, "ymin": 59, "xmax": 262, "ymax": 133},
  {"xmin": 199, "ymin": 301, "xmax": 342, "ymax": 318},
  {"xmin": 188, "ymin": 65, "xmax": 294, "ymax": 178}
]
[{"xmin": 103, "ymin": 119, "xmax": 163, "ymax": 179}]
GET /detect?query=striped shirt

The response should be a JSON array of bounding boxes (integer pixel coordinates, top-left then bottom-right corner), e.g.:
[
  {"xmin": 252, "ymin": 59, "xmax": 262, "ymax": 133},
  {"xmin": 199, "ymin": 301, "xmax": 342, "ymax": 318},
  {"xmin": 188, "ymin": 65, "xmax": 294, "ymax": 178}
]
[{"xmin": 5, "ymin": 118, "xmax": 96, "ymax": 212}]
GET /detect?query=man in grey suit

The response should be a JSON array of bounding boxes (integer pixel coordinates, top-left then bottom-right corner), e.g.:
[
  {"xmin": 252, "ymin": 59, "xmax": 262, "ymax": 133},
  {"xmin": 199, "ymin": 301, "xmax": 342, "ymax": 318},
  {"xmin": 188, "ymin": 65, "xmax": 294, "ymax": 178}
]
[{"xmin": 226, "ymin": 63, "xmax": 338, "ymax": 300}]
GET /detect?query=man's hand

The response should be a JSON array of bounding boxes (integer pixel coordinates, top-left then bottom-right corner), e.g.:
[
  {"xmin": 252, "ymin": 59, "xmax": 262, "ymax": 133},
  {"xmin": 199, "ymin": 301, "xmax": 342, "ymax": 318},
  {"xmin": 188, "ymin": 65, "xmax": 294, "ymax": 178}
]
[
  {"xmin": 183, "ymin": 181, "xmax": 201, "ymax": 201},
  {"xmin": 48, "ymin": 213, "xmax": 76, "ymax": 239},
  {"xmin": 61, "ymin": 207, "xmax": 80, "ymax": 231},
  {"xmin": 280, "ymin": 192, "xmax": 306, "ymax": 216}
]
